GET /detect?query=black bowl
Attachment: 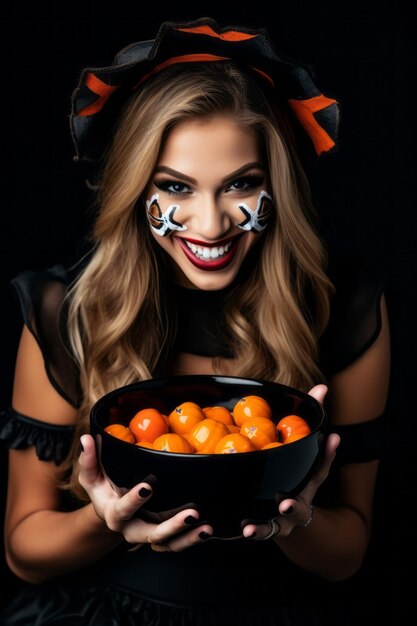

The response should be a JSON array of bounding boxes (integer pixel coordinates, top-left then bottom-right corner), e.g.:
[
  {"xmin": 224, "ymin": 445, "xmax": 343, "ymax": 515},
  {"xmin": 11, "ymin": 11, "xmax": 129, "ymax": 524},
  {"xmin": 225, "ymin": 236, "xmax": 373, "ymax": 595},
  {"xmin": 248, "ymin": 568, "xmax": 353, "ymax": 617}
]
[{"xmin": 90, "ymin": 375, "xmax": 326, "ymax": 538}]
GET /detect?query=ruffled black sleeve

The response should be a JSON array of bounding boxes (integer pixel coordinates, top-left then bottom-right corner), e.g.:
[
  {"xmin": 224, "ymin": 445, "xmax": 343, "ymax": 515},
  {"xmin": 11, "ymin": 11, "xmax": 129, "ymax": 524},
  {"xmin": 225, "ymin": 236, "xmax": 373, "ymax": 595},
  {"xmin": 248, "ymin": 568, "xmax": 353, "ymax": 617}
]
[
  {"xmin": 319, "ymin": 254, "xmax": 386, "ymax": 376},
  {"xmin": 0, "ymin": 260, "xmax": 88, "ymax": 462},
  {"xmin": 8, "ymin": 262, "xmax": 84, "ymax": 409},
  {"xmin": 0, "ymin": 407, "xmax": 75, "ymax": 465}
]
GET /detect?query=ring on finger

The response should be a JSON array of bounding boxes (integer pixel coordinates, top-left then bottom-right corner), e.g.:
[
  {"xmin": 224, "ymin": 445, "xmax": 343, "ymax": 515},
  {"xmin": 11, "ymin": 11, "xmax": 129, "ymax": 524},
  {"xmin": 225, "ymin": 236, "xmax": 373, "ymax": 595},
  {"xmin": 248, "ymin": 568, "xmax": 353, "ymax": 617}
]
[
  {"xmin": 150, "ymin": 542, "xmax": 171, "ymax": 552},
  {"xmin": 147, "ymin": 536, "xmax": 172, "ymax": 552},
  {"xmin": 263, "ymin": 518, "xmax": 281, "ymax": 540}
]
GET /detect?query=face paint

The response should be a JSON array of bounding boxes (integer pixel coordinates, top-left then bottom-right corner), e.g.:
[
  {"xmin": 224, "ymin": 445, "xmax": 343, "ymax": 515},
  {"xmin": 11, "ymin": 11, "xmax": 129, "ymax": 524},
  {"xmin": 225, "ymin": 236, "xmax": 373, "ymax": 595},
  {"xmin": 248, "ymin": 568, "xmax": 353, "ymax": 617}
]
[
  {"xmin": 236, "ymin": 190, "xmax": 273, "ymax": 233},
  {"xmin": 146, "ymin": 193, "xmax": 187, "ymax": 237}
]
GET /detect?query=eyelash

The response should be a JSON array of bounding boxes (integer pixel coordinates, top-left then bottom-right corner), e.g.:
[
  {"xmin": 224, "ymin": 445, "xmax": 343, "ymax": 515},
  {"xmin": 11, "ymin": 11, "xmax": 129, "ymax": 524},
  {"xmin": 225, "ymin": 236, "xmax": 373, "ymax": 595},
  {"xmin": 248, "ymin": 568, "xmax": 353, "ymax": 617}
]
[
  {"xmin": 154, "ymin": 180, "xmax": 192, "ymax": 196},
  {"xmin": 227, "ymin": 175, "xmax": 264, "ymax": 192},
  {"xmin": 153, "ymin": 175, "xmax": 265, "ymax": 196}
]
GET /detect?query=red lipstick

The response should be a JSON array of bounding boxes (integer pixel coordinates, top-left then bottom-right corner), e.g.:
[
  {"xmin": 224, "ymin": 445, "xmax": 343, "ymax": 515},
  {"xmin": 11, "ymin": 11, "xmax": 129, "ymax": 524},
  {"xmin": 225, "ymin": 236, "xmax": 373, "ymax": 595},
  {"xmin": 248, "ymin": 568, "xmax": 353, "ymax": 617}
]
[{"xmin": 176, "ymin": 235, "xmax": 242, "ymax": 271}]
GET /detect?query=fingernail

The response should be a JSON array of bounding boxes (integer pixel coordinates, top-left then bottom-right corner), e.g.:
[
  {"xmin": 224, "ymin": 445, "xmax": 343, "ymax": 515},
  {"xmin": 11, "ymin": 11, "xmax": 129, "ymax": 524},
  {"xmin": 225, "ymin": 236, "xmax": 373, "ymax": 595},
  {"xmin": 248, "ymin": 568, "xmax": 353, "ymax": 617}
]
[
  {"xmin": 283, "ymin": 505, "xmax": 293, "ymax": 514},
  {"xmin": 80, "ymin": 442, "xmax": 84, "ymax": 452},
  {"xmin": 184, "ymin": 515, "xmax": 198, "ymax": 525},
  {"xmin": 139, "ymin": 487, "xmax": 151, "ymax": 498},
  {"xmin": 199, "ymin": 531, "xmax": 211, "ymax": 541},
  {"xmin": 246, "ymin": 531, "xmax": 256, "ymax": 539}
]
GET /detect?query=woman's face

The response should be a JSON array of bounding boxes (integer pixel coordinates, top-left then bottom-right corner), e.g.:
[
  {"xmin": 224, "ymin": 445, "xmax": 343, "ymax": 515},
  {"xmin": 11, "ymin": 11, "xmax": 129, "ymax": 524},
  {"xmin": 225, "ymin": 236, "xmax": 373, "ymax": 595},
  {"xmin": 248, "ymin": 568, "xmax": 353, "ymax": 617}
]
[{"xmin": 145, "ymin": 114, "xmax": 272, "ymax": 290}]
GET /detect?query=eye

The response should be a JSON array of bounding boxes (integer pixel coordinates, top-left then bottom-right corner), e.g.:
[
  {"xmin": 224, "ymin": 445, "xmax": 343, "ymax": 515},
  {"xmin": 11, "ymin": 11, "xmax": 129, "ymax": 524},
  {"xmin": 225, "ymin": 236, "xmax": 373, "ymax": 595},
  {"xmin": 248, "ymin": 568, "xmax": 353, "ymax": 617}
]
[
  {"xmin": 154, "ymin": 179, "xmax": 192, "ymax": 196},
  {"xmin": 226, "ymin": 175, "xmax": 265, "ymax": 193}
]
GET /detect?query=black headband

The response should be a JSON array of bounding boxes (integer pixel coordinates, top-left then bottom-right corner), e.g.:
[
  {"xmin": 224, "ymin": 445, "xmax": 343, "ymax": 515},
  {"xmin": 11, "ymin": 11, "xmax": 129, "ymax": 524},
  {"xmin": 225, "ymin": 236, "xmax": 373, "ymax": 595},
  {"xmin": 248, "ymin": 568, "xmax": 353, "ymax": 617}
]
[{"xmin": 70, "ymin": 17, "xmax": 340, "ymax": 163}]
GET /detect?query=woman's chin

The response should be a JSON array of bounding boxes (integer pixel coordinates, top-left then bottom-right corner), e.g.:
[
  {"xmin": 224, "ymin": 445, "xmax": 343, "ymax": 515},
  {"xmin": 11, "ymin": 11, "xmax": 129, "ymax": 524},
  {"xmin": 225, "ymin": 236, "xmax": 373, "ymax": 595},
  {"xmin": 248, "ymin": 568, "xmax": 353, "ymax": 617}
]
[{"xmin": 176, "ymin": 266, "xmax": 240, "ymax": 291}]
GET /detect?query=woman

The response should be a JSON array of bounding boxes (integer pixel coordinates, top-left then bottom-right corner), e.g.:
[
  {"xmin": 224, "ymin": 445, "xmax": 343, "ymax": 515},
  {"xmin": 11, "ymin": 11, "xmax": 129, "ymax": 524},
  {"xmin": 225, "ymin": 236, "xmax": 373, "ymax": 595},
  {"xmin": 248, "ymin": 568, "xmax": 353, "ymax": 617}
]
[{"xmin": 0, "ymin": 17, "xmax": 390, "ymax": 625}]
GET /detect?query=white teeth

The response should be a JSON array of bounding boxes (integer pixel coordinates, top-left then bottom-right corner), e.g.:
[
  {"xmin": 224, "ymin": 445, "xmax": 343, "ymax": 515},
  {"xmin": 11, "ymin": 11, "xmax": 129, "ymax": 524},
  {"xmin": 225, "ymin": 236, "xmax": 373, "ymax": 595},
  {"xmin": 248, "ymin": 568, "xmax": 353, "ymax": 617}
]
[{"xmin": 184, "ymin": 240, "xmax": 233, "ymax": 260}]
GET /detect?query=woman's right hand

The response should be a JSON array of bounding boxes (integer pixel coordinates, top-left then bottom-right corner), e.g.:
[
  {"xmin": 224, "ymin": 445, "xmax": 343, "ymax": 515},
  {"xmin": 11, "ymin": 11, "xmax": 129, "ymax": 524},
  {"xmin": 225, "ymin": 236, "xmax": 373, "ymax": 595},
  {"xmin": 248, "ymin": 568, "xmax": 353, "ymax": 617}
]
[{"xmin": 78, "ymin": 434, "xmax": 213, "ymax": 552}]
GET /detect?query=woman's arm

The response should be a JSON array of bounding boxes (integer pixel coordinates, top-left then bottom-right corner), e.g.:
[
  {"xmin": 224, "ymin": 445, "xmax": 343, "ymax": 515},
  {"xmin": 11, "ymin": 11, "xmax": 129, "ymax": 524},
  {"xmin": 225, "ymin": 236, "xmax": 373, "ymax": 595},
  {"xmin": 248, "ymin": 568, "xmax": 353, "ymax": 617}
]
[
  {"xmin": 5, "ymin": 325, "xmax": 211, "ymax": 584},
  {"xmin": 274, "ymin": 293, "xmax": 390, "ymax": 580},
  {"xmin": 4, "ymin": 325, "xmax": 125, "ymax": 584},
  {"xmin": 242, "ymin": 293, "xmax": 390, "ymax": 581}
]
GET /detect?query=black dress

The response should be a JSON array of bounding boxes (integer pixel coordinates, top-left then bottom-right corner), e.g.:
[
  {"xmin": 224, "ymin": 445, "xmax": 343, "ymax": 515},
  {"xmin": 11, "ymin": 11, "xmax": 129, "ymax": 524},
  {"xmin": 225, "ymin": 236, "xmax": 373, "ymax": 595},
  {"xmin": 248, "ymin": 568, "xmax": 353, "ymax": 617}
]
[{"xmin": 0, "ymin": 255, "xmax": 387, "ymax": 626}]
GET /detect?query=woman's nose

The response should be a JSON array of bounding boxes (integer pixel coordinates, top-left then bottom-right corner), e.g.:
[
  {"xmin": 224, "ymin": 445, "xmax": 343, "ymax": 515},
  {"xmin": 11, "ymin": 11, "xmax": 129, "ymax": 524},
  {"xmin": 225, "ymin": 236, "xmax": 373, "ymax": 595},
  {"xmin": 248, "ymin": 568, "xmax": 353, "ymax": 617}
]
[{"xmin": 189, "ymin": 194, "xmax": 232, "ymax": 240}]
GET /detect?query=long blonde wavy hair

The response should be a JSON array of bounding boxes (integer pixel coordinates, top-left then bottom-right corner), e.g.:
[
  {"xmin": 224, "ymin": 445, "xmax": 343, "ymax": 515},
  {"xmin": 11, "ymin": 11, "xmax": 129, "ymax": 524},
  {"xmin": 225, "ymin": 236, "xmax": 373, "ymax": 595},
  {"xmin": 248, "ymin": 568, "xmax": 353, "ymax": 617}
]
[{"xmin": 62, "ymin": 62, "xmax": 334, "ymax": 496}]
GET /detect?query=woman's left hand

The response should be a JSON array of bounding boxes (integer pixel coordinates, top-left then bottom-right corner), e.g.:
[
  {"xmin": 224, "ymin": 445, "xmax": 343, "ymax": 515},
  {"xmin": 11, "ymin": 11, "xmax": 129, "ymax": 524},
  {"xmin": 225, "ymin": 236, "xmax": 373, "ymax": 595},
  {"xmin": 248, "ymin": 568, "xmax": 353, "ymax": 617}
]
[
  {"xmin": 78, "ymin": 433, "xmax": 213, "ymax": 550},
  {"xmin": 241, "ymin": 384, "xmax": 340, "ymax": 540}
]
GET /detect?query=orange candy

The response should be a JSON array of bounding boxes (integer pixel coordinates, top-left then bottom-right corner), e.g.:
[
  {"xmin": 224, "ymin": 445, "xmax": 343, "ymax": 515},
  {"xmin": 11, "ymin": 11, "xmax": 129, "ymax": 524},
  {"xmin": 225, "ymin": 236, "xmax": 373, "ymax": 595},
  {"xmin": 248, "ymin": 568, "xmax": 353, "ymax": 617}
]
[
  {"xmin": 284, "ymin": 432, "xmax": 309, "ymax": 444},
  {"xmin": 232, "ymin": 395, "xmax": 273, "ymax": 427},
  {"xmin": 187, "ymin": 419, "xmax": 229, "ymax": 454},
  {"xmin": 261, "ymin": 441, "xmax": 284, "ymax": 450},
  {"xmin": 240, "ymin": 416, "xmax": 278, "ymax": 450},
  {"xmin": 214, "ymin": 433, "xmax": 257, "ymax": 454},
  {"xmin": 104, "ymin": 423, "xmax": 135, "ymax": 443},
  {"xmin": 153, "ymin": 433, "xmax": 194, "ymax": 453},
  {"xmin": 105, "ymin": 396, "xmax": 311, "ymax": 454},
  {"xmin": 202, "ymin": 406, "xmax": 234, "ymax": 425},
  {"xmin": 129, "ymin": 408, "xmax": 168, "ymax": 443},
  {"xmin": 168, "ymin": 401, "xmax": 205, "ymax": 436},
  {"xmin": 135, "ymin": 441, "xmax": 154, "ymax": 449},
  {"xmin": 276, "ymin": 414, "xmax": 311, "ymax": 443}
]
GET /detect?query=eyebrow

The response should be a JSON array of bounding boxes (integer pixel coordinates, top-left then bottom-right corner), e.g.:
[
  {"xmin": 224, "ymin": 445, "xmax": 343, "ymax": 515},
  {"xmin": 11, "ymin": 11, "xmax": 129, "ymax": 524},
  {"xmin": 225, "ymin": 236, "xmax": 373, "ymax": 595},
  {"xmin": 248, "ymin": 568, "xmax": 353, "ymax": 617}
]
[{"xmin": 153, "ymin": 162, "xmax": 266, "ymax": 185}]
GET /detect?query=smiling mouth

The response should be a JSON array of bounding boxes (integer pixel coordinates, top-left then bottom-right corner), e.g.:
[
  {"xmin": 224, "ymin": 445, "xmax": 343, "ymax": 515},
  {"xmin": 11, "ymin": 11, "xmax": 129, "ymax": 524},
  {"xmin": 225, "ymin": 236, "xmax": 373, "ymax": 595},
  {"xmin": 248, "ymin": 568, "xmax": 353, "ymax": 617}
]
[{"xmin": 176, "ymin": 234, "xmax": 243, "ymax": 271}]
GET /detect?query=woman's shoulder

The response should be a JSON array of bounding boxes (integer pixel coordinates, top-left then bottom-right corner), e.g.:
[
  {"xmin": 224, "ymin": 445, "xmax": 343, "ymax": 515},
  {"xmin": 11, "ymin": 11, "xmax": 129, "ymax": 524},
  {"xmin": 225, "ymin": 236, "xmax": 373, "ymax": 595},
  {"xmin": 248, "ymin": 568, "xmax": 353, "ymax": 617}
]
[
  {"xmin": 10, "ymin": 255, "xmax": 88, "ymax": 304},
  {"xmin": 8, "ymin": 256, "xmax": 89, "ymax": 409},
  {"xmin": 319, "ymin": 252, "xmax": 386, "ymax": 377},
  {"xmin": 10, "ymin": 264, "xmax": 72, "ymax": 327}
]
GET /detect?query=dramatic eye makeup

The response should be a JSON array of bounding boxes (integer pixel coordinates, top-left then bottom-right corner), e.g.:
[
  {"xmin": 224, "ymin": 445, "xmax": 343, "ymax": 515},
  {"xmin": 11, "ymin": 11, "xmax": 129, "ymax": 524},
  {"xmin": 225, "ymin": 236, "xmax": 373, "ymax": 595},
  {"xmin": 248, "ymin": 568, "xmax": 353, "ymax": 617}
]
[
  {"xmin": 153, "ymin": 173, "xmax": 265, "ymax": 197},
  {"xmin": 152, "ymin": 162, "xmax": 266, "ymax": 197},
  {"xmin": 225, "ymin": 174, "xmax": 265, "ymax": 193},
  {"xmin": 154, "ymin": 180, "xmax": 192, "ymax": 196}
]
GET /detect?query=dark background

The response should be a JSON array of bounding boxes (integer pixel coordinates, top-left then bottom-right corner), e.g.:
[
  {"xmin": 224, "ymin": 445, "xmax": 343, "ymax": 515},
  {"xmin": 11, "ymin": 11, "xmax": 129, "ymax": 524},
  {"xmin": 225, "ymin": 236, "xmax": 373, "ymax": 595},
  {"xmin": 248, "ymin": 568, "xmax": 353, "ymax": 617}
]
[{"xmin": 0, "ymin": 1, "xmax": 415, "ymax": 623}]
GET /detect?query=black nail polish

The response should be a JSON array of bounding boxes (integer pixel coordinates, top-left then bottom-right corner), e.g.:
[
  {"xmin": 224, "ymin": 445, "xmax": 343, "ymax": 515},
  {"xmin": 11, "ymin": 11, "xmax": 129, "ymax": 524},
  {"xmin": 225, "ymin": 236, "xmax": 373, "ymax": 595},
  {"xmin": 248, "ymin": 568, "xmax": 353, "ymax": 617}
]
[
  {"xmin": 184, "ymin": 515, "xmax": 198, "ymax": 525},
  {"xmin": 139, "ymin": 487, "xmax": 151, "ymax": 498},
  {"xmin": 283, "ymin": 505, "xmax": 293, "ymax": 514},
  {"xmin": 199, "ymin": 531, "xmax": 211, "ymax": 541}
]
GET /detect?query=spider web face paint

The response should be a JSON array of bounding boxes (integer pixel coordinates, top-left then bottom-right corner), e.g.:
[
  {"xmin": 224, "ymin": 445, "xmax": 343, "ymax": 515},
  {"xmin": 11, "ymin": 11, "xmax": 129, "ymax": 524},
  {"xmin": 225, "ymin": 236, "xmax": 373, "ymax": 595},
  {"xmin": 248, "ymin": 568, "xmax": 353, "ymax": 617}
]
[
  {"xmin": 146, "ymin": 193, "xmax": 187, "ymax": 237},
  {"xmin": 236, "ymin": 190, "xmax": 273, "ymax": 233}
]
